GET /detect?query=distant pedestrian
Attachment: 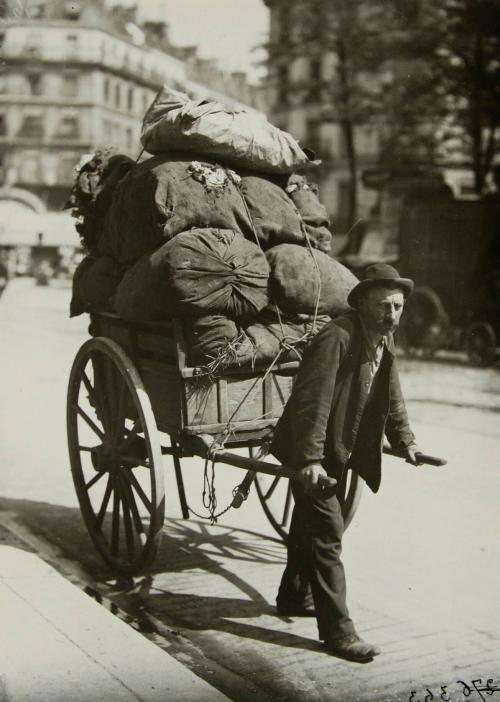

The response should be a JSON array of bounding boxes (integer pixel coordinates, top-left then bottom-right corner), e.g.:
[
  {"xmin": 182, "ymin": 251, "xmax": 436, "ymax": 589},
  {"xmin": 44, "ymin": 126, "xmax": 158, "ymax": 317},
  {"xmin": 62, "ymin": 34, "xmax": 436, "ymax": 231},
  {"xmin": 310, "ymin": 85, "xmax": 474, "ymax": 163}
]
[{"xmin": 271, "ymin": 263, "xmax": 425, "ymax": 663}]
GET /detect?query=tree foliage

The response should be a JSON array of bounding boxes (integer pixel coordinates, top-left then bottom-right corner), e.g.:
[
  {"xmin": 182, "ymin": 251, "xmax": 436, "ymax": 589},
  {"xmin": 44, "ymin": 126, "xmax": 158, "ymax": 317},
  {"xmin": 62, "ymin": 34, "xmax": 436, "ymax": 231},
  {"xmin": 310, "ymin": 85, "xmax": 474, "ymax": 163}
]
[{"xmin": 435, "ymin": 0, "xmax": 500, "ymax": 193}]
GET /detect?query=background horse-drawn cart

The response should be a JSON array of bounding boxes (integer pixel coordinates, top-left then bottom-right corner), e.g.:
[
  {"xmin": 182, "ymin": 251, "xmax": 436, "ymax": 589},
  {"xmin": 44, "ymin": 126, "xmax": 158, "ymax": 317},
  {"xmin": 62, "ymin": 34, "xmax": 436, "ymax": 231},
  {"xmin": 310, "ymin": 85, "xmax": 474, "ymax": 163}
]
[{"xmin": 397, "ymin": 201, "xmax": 500, "ymax": 365}]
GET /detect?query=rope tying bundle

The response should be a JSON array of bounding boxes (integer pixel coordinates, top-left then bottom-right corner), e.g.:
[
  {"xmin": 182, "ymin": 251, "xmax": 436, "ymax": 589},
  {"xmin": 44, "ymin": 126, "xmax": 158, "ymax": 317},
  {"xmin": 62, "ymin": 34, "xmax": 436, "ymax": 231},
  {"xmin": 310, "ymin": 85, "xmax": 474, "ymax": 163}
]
[{"xmin": 189, "ymin": 178, "xmax": 325, "ymax": 523}]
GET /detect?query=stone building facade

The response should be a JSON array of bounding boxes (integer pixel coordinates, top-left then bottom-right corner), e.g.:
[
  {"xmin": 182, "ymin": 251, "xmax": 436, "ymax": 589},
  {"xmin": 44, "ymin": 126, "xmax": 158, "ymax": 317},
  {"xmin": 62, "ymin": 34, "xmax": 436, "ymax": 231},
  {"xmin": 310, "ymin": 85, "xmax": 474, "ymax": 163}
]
[
  {"xmin": 0, "ymin": 0, "xmax": 264, "ymax": 211},
  {"xmin": 263, "ymin": 0, "xmax": 383, "ymax": 233}
]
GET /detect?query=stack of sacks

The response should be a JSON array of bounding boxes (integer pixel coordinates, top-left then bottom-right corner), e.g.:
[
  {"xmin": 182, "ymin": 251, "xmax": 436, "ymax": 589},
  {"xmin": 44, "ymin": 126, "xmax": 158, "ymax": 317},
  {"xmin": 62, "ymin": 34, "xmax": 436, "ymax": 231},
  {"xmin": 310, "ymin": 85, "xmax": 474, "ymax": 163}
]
[{"xmin": 70, "ymin": 85, "xmax": 357, "ymax": 371}]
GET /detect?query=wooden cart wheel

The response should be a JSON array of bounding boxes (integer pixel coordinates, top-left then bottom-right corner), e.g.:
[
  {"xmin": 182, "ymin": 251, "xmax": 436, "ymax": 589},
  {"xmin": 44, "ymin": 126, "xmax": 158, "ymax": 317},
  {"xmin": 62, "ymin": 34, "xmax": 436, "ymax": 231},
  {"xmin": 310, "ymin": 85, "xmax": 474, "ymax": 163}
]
[
  {"xmin": 255, "ymin": 461, "xmax": 363, "ymax": 542},
  {"xmin": 67, "ymin": 337, "xmax": 165, "ymax": 576},
  {"xmin": 465, "ymin": 321, "xmax": 497, "ymax": 367}
]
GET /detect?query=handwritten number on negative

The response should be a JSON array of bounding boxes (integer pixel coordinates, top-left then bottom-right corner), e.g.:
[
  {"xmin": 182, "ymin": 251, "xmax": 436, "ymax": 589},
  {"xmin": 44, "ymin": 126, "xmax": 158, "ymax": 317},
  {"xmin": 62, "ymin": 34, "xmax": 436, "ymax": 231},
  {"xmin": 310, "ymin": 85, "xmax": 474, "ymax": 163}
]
[
  {"xmin": 458, "ymin": 681, "xmax": 472, "ymax": 697},
  {"xmin": 424, "ymin": 689, "xmax": 434, "ymax": 701},
  {"xmin": 440, "ymin": 686, "xmax": 450, "ymax": 702}
]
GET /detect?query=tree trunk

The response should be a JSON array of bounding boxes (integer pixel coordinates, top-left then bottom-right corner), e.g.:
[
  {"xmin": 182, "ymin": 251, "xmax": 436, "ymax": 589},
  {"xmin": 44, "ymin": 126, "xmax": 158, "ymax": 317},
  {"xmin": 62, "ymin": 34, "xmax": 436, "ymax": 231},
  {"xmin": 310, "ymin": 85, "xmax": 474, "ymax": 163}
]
[
  {"xmin": 337, "ymin": 39, "xmax": 359, "ymax": 250},
  {"xmin": 471, "ymin": 31, "xmax": 485, "ymax": 194}
]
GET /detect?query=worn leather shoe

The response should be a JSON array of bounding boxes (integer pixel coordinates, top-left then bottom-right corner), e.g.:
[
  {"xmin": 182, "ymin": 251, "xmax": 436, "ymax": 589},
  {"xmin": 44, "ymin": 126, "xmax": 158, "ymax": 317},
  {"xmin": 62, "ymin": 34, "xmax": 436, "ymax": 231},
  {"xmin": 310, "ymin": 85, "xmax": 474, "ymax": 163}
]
[
  {"xmin": 276, "ymin": 602, "xmax": 316, "ymax": 617},
  {"xmin": 324, "ymin": 634, "xmax": 381, "ymax": 663}
]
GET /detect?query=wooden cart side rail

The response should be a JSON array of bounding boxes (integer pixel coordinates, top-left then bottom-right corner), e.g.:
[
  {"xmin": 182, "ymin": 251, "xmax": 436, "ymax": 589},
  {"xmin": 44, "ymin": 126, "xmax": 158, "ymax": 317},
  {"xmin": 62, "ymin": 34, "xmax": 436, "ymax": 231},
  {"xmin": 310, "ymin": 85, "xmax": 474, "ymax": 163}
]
[{"xmin": 89, "ymin": 312, "xmax": 300, "ymax": 378}]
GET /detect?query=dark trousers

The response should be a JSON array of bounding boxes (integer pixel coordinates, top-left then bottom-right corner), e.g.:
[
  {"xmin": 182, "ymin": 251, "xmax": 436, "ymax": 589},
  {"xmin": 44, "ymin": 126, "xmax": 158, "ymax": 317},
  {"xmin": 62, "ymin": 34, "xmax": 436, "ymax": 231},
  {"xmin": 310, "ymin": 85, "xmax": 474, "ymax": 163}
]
[{"xmin": 276, "ymin": 481, "xmax": 355, "ymax": 641}]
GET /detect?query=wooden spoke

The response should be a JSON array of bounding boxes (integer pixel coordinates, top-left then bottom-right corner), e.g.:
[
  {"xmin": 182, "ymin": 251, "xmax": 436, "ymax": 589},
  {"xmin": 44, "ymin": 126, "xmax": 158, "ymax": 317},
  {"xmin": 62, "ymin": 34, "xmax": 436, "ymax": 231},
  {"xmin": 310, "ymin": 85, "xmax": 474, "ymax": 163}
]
[
  {"xmin": 96, "ymin": 477, "xmax": 113, "ymax": 528},
  {"xmin": 89, "ymin": 355, "xmax": 112, "ymax": 433},
  {"xmin": 265, "ymin": 476, "xmax": 280, "ymax": 500},
  {"xmin": 74, "ymin": 403, "xmax": 105, "ymax": 441},
  {"xmin": 118, "ymin": 477, "xmax": 136, "ymax": 560},
  {"xmin": 111, "ymin": 484, "xmax": 121, "ymax": 556},
  {"xmin": 85, "ymin": 471, "xmax": 104, "ymax": 491},
  {"xmin": 79, "ymin": 369, "xmax": 99, "ymax": 409},
  {"xmin": 120, "ymin": 474, "xmax": 147, "ymax": 545},
  {"xmin": 281, "ymin": 483, "xmax": 292, "ymax": 527},
  {"xmin": 78, "ymin": 446, "xmax": 95, "ymax": 452},
  {"xmin": 122, "ymin": 469, "xmax": 152, "ymax": 513},
  {"xmin": 112, "ymin": 377, "xmax": 129, "ymax": 443}
]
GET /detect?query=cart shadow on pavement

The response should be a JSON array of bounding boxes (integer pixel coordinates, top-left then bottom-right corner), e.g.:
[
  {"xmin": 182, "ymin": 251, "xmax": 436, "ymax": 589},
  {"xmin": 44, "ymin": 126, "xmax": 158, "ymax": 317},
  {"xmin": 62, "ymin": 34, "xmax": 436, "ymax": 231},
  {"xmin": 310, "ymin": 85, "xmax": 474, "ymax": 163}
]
[
  {"xmin": 134, "ymin": 518, "xmax": 323, "ymax": 653},
  {"xmin": 0, "ymin": 499, "xmax": 321, "ymax": 652}
]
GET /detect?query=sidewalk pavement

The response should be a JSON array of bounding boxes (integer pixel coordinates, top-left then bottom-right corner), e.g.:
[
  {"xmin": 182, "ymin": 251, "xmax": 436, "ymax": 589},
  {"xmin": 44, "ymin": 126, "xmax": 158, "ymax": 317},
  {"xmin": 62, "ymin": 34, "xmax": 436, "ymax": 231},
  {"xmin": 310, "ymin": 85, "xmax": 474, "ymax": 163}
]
[{"xmin": 0, "ymin": 544, "xmax": 230, "ymax": 702}]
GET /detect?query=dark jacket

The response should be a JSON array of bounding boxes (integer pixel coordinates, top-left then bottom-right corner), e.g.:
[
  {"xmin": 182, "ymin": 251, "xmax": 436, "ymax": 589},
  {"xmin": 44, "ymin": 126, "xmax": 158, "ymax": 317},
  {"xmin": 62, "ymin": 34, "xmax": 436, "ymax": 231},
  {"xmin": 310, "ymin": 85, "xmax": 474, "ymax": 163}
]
[{"xmin": 270, "ymin": 312, "xmax": 415, "ymax": 493}]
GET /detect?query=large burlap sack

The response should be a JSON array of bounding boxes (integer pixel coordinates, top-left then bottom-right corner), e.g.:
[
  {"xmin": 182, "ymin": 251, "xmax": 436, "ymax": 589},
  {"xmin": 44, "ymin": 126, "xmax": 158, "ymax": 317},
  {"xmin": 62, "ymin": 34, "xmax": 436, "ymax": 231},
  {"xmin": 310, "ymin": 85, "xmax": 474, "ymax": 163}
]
[
  {"xmin": 115, "ymin": 228, "xmax": 270, "ymax": 322},
  {"xmin": 239, "ymin": 175, "xmax": 305, "ymax": 249},
  {"xmin": 98, "ymin": 153, "xmax": 253, "ymax": 266},
  {"xmin": 285, "ymin": 174, "xmax": 332, "ymax": 253},
  {"xmin": 70, "ymin": 255, "xmax": 122, "ymax": 317},
  {"xmin": 141, "ymin": 86, "xmax": 318, "ymax": 174},
  {"xmin": 266, "ymin": 244, "xmax": 358, "ymax": 316}
]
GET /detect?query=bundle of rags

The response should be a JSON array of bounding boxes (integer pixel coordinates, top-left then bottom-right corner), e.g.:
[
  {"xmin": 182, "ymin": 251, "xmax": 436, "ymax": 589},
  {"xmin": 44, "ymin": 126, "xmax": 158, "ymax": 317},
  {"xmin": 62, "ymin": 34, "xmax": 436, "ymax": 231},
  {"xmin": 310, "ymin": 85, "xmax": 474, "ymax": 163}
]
[{"xmin": 182, "ymin": 308, "xmax": 332, "ymax": 368}]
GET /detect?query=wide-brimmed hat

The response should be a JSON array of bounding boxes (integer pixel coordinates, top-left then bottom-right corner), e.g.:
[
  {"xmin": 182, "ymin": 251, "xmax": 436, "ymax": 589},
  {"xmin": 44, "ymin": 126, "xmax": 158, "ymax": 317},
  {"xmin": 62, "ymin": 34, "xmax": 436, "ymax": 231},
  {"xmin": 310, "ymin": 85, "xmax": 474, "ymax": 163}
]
[{"xmin": 348, "ymin": 263, "xmax": 414, "ymax": 307}]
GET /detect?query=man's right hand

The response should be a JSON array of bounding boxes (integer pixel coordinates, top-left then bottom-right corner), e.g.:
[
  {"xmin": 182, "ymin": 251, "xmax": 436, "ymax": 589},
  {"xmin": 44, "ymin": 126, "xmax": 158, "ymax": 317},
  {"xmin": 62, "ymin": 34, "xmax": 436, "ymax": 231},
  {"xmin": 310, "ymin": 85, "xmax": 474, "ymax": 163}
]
[{"xmin": 299, "ymin": 463, "xmax": 337, "ymax": 497}]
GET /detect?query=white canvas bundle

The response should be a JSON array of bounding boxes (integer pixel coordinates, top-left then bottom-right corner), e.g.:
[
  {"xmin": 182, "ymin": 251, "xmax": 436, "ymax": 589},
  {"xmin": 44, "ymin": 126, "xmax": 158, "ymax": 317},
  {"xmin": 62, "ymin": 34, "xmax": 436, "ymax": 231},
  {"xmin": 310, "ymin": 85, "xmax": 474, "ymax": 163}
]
[{"xmin": 141, "ymin": 86, "xmax": 319, "ymax": 174}]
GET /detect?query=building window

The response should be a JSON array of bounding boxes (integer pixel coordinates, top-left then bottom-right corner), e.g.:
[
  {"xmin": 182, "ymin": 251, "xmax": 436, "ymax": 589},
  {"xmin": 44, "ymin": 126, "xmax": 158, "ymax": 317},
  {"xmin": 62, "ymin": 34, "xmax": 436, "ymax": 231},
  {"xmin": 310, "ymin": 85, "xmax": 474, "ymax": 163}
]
[
  {"xmin": 0, "ymin": 114, "xmax": 6, "ymax": 136},
  {"xmin": 66, "ymin": 34, "xmax": 78, "ymax": 57},
  {"xmin": 58, "ymin": 154, "xmax": 78, "ymax": 182},
  {"xmin": 278, "ymin": 6, "xmax": 290, "ymax": 43},
  {"xmin": 27, "ymin": 73, "xmax": 43, "ymax": 96},
  {"xmin": 306, "ymin": 119, "xmax": 322, "ymax": 156},
  {"xmin": 61, "ymin": 71, "xmax": 78, "ymax": 98},
  {"xmin": 25, "ymin": 32, "xmax": 42, "ymax": 57},
  {"xmin": 310, "ymin": 57, "xmax": 322, "ymax": 82},
  {"xmin": 20, "ymin": 153, "xmax": 40, "ymax": 182},
  {"xmin": 103, "ymin": 77, "xmax": 110, "ymax": 103},
  {"xmin": 277, "ymin": 65, "xmax": 289, "ymax": 106},
  {"xmin": 115, "ymin": 82, "xmax": 121, "ymax": 108},
  {"xmin": 127, "ymin": 85, "xmax": 134, "ymax": 112},
  {"xmin": 18, "ymin": 114, "xmax": 44, "ymax": 138},
  {"xmin": 56, "ymin": 115, "xmax": 80, "ymax": 138},
  {"xmin": 393, "ymin": 0, "xmax": 420, "ymax": 21},
  {"xmin": 103, "ymin": 118, "xmax": 113, "ymax": 142},
  {"xmin": 63, "ymin": 0, "xmax": 81, "ymax": 19},
  {"xmin": 30, "ymin": 2, "xmax": 46, "ymax": 19}
]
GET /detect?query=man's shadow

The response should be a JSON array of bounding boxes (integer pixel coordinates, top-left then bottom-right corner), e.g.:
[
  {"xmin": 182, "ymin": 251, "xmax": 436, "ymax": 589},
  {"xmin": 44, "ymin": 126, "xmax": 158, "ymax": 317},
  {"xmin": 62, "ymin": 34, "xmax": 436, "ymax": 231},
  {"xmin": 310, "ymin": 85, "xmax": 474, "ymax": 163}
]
[{"xmin": 131, "ymin": 518, "xmax": 322, "ymax": 653}]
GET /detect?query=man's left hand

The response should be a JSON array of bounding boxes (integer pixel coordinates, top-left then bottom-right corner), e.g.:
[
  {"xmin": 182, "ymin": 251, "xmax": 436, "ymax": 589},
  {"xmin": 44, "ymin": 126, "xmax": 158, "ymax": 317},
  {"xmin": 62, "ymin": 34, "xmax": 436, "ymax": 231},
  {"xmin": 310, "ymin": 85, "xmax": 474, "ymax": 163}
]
[{"xmin": 404, "ymin": 445, "xmax": 424, "ymax": 466}]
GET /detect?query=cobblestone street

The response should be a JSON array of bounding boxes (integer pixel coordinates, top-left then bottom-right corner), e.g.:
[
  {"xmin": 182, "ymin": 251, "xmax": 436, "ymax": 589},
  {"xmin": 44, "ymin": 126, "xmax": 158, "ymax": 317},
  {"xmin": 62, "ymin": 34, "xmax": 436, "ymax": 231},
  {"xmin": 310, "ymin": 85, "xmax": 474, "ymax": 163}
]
[{"xmin": 1, "ymin": 279, "xmax": 499, "ymax": 702}]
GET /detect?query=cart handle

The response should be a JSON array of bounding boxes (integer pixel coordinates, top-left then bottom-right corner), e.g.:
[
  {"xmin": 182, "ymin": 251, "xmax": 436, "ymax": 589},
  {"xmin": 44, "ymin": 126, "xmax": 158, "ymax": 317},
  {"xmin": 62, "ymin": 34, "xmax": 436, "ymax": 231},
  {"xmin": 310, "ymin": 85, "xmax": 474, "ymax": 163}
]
[{"xmin": 383, "ymin": 446, "xmax": 447, "ymax": 466}]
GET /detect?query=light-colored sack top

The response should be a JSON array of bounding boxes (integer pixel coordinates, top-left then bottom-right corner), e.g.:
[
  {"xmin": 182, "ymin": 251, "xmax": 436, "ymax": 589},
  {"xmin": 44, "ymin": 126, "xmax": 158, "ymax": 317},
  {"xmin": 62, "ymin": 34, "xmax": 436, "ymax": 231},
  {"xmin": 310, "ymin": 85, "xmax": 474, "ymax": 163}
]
[{"xmin": 141, "ymin": 86, "xmax": 320, "ymax": 175}]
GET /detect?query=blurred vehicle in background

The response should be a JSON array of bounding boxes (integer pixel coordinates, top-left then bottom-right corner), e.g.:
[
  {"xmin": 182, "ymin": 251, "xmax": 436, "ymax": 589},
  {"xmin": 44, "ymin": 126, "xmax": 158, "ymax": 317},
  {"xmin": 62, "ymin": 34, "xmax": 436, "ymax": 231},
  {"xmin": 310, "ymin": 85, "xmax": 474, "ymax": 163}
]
[{"xmin": 340, "ymin": 171, "xmax": 500, "ymax": 367}]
